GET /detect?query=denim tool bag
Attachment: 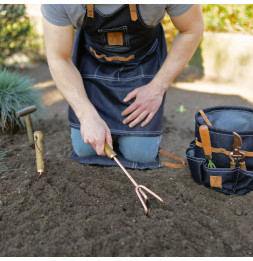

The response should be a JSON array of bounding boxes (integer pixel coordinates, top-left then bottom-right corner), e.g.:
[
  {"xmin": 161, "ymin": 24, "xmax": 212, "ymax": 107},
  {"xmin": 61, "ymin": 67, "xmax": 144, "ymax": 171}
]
[{"xmin": 186, "ymin": 106, "xmax": 253, "ymax": 195}]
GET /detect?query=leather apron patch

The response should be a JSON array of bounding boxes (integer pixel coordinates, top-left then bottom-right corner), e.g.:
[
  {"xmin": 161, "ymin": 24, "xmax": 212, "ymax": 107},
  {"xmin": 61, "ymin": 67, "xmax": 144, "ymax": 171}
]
[
  {"xmin": 107, "ymin": 32, "xmax": 123, "ymax": 46},
  {"xmin": 210, "ymin": 176, "xmax": 222, "ymax": 188}
]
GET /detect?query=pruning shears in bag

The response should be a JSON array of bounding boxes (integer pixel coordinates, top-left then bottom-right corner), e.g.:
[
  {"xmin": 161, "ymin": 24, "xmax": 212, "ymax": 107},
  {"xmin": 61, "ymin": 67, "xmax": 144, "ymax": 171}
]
[{"xmin": 229, "ymin": 132, "xmax": 246, "ymax": 170}]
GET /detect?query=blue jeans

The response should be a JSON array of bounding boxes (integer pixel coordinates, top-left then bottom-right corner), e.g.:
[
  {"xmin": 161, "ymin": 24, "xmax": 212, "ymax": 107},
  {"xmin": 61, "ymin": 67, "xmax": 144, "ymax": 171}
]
[{"xmin": 70, "ymin": 127, "xmax": 162, "ymax": 164}]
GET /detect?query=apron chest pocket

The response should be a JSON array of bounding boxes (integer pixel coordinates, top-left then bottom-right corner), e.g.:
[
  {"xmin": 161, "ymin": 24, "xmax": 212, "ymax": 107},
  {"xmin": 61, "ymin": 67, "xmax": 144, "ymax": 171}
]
[{"xmin": 98, "ymin": 26, "xmax": 129, "ymax": 50}]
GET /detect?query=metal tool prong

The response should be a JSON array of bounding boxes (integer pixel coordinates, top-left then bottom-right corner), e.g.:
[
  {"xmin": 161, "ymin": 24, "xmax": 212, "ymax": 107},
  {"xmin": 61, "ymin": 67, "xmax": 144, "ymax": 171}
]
[{"xmin": 104, "ymin": 142, "xmax": 164, "ymax": 215}]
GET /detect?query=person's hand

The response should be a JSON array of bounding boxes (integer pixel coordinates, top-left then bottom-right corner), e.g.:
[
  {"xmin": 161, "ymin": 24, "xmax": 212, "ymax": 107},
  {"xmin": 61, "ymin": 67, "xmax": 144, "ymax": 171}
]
[
  {"xmin": 79, "ymin": 109, "xmax": 112, "ymax": 156},
  {"xmin": 121, "ymin": 82, "xmax": 166, "ymax": 128}
]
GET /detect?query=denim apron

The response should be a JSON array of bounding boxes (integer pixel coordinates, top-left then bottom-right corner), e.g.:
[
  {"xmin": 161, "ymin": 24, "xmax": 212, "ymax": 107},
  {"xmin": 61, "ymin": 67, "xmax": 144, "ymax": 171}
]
[{"xmin": 69, "ymin": 4, "xmax": 168, "ymax": 169}]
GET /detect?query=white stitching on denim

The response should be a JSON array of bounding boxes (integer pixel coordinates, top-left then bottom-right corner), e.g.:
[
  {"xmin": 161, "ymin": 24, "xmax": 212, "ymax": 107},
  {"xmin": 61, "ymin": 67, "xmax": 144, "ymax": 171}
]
[
  {"xmin": 69, "ymin": 122, "xmax": 162, "ymax": 135},
  {"xmin": 94, "ymin": 64, "xmax": 103, "ymax": 78},
  {"xmin": 187, "ymin": 156, "xmax": 205, "ymax": 163},
  {"xmin": 81, "ymin": 74, "xmax": 154, "ymax": 81},
  {"xmin": 118, "ymin": 65, "xmax": 123, "ymax": 82}
]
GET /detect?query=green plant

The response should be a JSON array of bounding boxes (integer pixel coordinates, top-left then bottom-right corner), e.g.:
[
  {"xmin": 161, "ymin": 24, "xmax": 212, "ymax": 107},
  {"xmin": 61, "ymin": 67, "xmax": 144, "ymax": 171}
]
[
  {"xmin": 0, "ymin": 69, "xmax": 41, "ymax": 133},
  {"xmin": 202, "ymin": 4, "xmax": 253, "ymax": 34},
  {"xmin": 0, "ymin": 4, "xmax": 44, "ymax": 66}
]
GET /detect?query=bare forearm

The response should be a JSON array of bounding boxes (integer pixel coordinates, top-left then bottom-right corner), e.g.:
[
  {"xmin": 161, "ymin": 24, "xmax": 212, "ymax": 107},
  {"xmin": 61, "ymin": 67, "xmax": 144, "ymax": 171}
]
[
  {"xmin": 48, "ymin": 58, "xmax": 96, "ymax": 120},
  {"xmin": 152, "ymin": 29, "xmax": 203, "ymax": 92},
  {"xmin": 43, "ymin": 18, "xmax": 112, "ymax": 154},
  {"xmin": 151, "ymin": 5, "xmax": 204, "ymax": 93}
]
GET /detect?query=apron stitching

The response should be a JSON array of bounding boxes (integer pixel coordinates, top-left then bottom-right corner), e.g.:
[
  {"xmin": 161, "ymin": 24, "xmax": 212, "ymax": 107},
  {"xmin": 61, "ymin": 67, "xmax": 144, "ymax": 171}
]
[
  {"xmin": 141, "ymin": 65, "xmax": 144, "ymax": 77},
  {"xmin": 94, "ymin": 64, "xmax": 103, "ymax": 78},
  {"xmin": 118, "ymin": 65, "xmax": 123, "ymax": 82},
  {"xmin": 69, "ymin": 122, "xmax": 162, "ymax": 135},
  {"xmin": 81, "ymin": 74, "xmax": 154, "ymax": 81},
  {"xmin": 110, "ymin": 129, "xmax": 162, "ymax": 134}
]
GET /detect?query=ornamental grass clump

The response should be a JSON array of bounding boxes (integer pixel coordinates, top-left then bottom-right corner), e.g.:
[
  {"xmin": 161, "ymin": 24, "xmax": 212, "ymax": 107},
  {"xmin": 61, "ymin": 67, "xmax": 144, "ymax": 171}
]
[{"xmin": 0, "ymin": 69, "xmax": 41, "ymax": 133}]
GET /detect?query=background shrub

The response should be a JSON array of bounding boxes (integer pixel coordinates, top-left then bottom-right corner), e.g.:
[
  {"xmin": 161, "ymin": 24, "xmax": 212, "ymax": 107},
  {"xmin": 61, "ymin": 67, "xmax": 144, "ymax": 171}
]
[
  {"xmin": 0, "ymin": 4, "xmax": 43, "ymax": 66},
  {"xmin": 202, "ymin": 4, "xmax": 253, "ymax": 34}
]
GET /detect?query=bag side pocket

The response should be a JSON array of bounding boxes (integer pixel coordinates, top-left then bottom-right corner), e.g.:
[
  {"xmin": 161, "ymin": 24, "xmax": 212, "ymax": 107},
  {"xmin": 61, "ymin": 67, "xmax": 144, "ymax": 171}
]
[
  {"xmin": 186, "ymin": 143, "xmax": 205, "ymax": 184},
  {"xmin": 202, "ymin": 164, "xmax": 239, "ymax": 194},
  {"xmin": 234, "ymin": 169, "xmax": 253, "ymax": 195}
]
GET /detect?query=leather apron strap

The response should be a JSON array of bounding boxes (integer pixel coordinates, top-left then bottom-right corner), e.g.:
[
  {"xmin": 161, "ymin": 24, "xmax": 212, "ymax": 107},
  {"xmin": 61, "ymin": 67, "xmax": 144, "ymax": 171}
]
[
  {"xmin": 159, "ymin": 149, "xmax": 185, "ymax": 168},
  {"xmin": 87, "ymin": 4, "xmax": 94, "ymax": 18},
  {"xmin": 129, "ymin": 4, "xmax": 138, "ymax": 21}
]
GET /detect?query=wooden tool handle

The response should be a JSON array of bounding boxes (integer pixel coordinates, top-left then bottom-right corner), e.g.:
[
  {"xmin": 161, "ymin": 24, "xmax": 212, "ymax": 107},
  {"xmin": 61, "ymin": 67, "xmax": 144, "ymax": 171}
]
[
  {"xmin": 199, "ymin": 125, "xmax": 212, "ymax": 157},
  {"xmin": 34, "ymin": 131, "xmax": 44, "ymax": 173},
  {"xmin": 240, "ymin": 161, "xmax": 247, "ymax": 170},
  {"xmin": 104, "ymin": 142, "xmax": 117, "ymax": 160},
  {"xmin": 16, "ymin": 105, "xmax": 37, "ymax": 118}
]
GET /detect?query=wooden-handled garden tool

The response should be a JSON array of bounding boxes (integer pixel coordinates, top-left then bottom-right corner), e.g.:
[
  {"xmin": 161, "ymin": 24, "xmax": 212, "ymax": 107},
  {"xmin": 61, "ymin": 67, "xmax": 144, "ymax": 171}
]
[
  {"xmin": 199, "ymin": 125, "xmax": 216, "ymax": 168},
  {"xmin": 104, "ymin": 142, "xmax": 164, "ymax": 215},
  {"xmin": 15, "ymin": 105, "xmax": 37, "ymax": 146},
  {"xmin": 34, "ymin": 131, "xmax": 44, "ymax": 180}
]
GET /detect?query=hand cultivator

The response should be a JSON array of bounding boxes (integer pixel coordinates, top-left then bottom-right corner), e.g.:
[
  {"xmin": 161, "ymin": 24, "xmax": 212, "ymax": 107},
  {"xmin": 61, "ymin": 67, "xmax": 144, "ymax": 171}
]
[{"xmin": 104, "ymin": 142, "xmax": 164, "ymax": 215}]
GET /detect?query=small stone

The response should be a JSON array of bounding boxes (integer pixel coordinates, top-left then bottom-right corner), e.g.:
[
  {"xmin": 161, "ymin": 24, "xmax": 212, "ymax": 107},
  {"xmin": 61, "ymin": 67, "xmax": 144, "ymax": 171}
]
[
  {"xmin": 0, "ymin": 200, "xmax": 3, "ymax": 206},
  {"xmin": 201, "ymin": 209, "xmax": 208, "ymax": 215},
  {"xmin": 243, "ymin": 210, "xmax": 248, "ymax": 215},
  {"xmin": 80, "ymin": 182, "xmax": 86, "ymax": 189},
  {"xmin": 235, "ymin": 209, "xmax": 242, "ymax": 216},
  {"xmin": 22, "ymin": 179, "xmax": 31, "ymax": 187}
]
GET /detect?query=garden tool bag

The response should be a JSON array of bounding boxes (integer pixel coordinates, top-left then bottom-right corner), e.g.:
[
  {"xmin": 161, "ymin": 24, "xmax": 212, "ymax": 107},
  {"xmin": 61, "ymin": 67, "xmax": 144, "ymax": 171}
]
[{"xmin": 186, "ymin": 106, "xmax": 253, "ymax": 195}]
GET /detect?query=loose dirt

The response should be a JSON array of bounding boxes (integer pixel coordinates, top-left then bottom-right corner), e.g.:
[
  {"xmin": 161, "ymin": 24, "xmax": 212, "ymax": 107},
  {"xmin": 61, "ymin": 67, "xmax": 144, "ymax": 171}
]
[{"xmin": 1, "ymin": 62, "xmax": 253, "ymax": 257}]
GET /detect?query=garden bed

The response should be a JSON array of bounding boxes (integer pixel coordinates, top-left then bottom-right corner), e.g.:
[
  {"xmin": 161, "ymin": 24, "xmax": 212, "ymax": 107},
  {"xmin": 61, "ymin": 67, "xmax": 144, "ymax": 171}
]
[{"xmin": 1, "ymin": 62, "xmax": 253, "ymax": 256}]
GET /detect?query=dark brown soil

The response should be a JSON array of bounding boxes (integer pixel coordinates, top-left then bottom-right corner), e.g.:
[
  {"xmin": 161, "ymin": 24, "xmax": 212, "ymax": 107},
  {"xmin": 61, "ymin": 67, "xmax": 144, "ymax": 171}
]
[{"xmin": 1, "ymin": 63, "xmax": 253, "ymax": 257}]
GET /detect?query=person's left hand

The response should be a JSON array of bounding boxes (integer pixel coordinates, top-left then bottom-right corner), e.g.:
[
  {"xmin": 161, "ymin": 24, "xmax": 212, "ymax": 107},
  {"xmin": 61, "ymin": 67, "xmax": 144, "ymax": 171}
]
[{"xmin": 121, "ymin": 83, "xmax": 165, "ymax": 128}]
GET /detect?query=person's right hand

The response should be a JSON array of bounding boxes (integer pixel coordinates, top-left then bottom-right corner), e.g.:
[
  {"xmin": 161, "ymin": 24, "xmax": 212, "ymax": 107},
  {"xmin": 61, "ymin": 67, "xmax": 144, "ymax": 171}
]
[{"xmin": 79, "ymin": 109, "xmax": 112, "ymax": 156}]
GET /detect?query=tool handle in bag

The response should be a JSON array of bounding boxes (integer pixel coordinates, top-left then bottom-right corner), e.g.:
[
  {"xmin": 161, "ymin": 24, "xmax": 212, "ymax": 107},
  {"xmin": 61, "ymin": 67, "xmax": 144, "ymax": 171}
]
[
  {"xmin": 34, "ymin": 131, "xmax": 44, "ymax": 173},
  {"xmin": 104, "ymin": 142, "xmax": 117, "ymax": 160},
  {"xmin": 199, "ymin": 125, "xmax": 212, "ymax": 158}
]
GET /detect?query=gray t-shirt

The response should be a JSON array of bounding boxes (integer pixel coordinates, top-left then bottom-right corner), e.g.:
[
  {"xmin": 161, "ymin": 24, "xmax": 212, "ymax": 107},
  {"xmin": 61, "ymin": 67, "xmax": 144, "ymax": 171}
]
[{"xmin": 41, "ymin": 4, "xmax": 193, "ymax": 29}]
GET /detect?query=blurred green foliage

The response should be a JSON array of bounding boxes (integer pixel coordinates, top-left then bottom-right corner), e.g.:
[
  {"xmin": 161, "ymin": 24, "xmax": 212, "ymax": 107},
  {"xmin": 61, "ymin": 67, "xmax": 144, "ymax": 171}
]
[
  {"xmin": 202, "ymin": 4, "xmax": 253, "ymax": 34},
  {"xmin": 162, "ymin": 4, "xmax": 252, "ymax": 75},
  {"xmin": 0, "ymin": 4, "xmax": 43, "ymax": 66},
  {"xmin": 162, "ymin": 4, "xmax": 253, "ymax": 45}
]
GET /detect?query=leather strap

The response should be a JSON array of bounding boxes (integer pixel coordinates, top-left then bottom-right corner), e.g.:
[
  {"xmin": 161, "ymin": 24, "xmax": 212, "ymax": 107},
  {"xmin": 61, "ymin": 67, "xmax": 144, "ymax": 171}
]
[
  {"xmin": 199, "ymin": 125, "xmax": 212, "ymax": 157},
  {"xmin": 159, "ymin": 149, "xmax": 185, "ymax": 168},
  {"xmin": 87, "ymin": 4, "xmax": 94, "ymax": 18},
  {"xmin": 196, "ymin": 138, "xmax": 253, "ymax": 157},
  {"xmin": 90, "ymin": 46, "xmax": 135, "ymax": 62},
  {"xmin": 198, "ymin": 110, "xmax": 212, "ymax": 127},
  {"xmin": 129, "ymin": 4, "xmax": 138, "ymax": 21}
]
